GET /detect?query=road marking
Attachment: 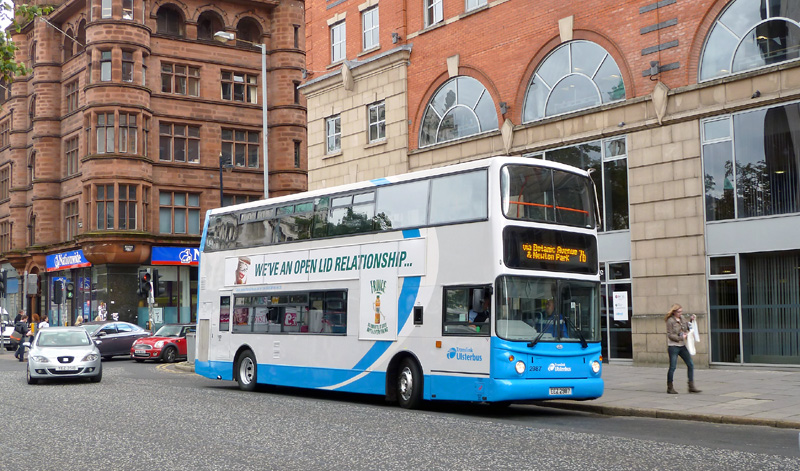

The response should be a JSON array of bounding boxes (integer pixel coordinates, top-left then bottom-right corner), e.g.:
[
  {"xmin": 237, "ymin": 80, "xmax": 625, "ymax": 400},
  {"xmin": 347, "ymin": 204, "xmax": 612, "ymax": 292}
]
[{"xmin": 156, "ymin": 363, "xmax": 191, "ymax": 375}]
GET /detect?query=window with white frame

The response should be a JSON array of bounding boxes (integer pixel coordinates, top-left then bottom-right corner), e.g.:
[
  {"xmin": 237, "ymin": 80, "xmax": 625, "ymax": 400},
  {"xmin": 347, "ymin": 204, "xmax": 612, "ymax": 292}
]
[
  {"xmin": 331, "ymin": 21, "xmax": 346, "ymax": 63},
  {"xmin": 425, "ymin": 0, "xmax": 443, "ymax": 27},
  {"xmin": 326, "ymin": 115, "xmax": 341, "ymax": 153},
  {"xmin": 466, "ymin": 0, "xmax": 487, "ymax": 12},
  {"xmin": 362, "ymin": 6, "xmax": 379, "ymax": 50},
  {"xmin": 418, "ymin": 76, "xmax": 499, "ymax": 147},
  {"xmin": 368, "ymin": 101, "xmax": 385, "ymax": 142}
]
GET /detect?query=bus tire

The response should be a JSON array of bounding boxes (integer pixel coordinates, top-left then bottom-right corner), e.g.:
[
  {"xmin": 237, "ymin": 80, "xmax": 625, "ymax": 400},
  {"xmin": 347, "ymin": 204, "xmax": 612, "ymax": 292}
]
[
  {"xmin": 236, "ymin": 350, "xmax": 257, "ymax": 392},
  {"xmin": 397, "ymin": 358, "xmax": 422, "ymax": 409}
]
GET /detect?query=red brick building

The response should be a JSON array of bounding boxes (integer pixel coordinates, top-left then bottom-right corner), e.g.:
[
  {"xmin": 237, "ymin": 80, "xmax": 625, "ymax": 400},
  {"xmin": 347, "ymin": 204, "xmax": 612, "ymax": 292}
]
[
  {"xmin": 302, "ymin": 0, "xmax": 800, "ymax": 367},
  {"xmin": 0, "ymin": 0, "xmax": 306, "ymax": 327}
]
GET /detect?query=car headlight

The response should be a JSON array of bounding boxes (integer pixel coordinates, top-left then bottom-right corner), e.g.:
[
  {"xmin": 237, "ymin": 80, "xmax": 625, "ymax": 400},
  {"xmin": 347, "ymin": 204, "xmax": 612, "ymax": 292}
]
[
  {"xmin": 515, "ymin": 360, "xmax": 526, "ymax": 374},
  {"xmin": 82, "ymin": 354, "xmax": 99, "ymax": 362},
  {"xmin": 31, "ymin": 355, "xmax": 49, "ymax": 363},
  {"xmin": 155, "ymin": 340, "xmax": 165, "ymax": 348},
  {"xmin": 591, "ymin": 360, "xmax": 601, "ymax": 374}
]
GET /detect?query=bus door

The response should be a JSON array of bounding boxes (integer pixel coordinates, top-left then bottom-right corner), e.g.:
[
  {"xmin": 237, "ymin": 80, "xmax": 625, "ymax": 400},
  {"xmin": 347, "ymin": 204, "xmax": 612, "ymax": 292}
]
[{"xmin": 211, "ymin": 291, "xmax": 232, "ymax": 361}]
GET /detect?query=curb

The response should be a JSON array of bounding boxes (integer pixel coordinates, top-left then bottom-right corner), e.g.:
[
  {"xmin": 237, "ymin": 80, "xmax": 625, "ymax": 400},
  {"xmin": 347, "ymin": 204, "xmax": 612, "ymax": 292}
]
[
  {"xmin": 174, "ymin": 361, "xmax": 195, "ymax": 373},
  {"xmin": 530, "ymin": 400, "xmax": 800, "ymax": 430}
]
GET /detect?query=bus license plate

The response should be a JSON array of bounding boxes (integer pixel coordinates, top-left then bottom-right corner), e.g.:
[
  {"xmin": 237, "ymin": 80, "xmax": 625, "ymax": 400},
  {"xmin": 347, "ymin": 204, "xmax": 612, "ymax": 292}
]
[
  {"xmin": 55, "ymin": 366, "xmax": 79, "ymax": 371},
  {"xmin": 549, "ymin": 387, "xmax": 572, "ymax": 396}
]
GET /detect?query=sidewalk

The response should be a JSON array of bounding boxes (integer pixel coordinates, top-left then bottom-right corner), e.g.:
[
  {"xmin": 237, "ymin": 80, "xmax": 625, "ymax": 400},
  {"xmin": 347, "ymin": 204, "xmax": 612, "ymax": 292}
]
[{"xmin": 533, "ymin": 363, "xmax": 800, "ymax": 429}]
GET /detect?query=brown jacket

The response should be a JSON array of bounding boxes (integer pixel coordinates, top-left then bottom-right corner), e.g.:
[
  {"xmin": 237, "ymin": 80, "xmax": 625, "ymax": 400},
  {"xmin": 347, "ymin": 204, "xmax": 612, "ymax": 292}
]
[{"xmin": 666, "ymin": 315, "xmax": 689, "ymax": 347}]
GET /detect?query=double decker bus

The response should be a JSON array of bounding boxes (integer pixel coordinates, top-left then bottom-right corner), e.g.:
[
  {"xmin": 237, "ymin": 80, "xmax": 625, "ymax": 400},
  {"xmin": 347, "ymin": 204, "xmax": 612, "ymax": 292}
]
[{"xmin": 195, "ymin": 156, "xmax": 603, "ymax": 408}]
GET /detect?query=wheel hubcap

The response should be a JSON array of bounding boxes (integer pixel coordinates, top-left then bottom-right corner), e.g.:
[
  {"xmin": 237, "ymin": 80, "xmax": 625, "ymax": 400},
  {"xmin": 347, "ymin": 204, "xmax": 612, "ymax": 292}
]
[
  {"xmin": 240, "ymin": 357, "xmax": 254, "ymax": 385},
  {"xmin": 399, "ymin": 367, "xmax": 413, "ymax": 401}
]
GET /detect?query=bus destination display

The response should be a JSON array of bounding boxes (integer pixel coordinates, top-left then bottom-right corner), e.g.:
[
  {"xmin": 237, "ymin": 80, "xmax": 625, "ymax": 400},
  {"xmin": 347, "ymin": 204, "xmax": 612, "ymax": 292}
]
[{"xmin": 503, "ymin": 226, "xmax": 597, "ymax": 275}]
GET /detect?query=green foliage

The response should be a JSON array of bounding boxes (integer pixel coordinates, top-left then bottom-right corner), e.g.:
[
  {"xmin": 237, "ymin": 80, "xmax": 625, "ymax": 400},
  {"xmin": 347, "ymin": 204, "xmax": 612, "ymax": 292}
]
[{"xmin": 0, "ymin": 3, "xmax": 55, "ymax": 83}]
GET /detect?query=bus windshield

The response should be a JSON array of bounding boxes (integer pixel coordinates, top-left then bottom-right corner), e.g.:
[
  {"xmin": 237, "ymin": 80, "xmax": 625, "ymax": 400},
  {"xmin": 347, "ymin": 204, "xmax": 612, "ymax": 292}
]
[
  {"xmin": 501, "ymin": 164, "xmax": 596, "ymax": 228},
  {"xmin": 496, "ymin": 276, "xmax": 600, "ymax": 343}
]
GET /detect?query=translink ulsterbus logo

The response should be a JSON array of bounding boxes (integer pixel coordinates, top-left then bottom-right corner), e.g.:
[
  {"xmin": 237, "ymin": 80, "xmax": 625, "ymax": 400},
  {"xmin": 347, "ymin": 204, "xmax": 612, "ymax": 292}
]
[
  {"xmin": 366, "ymin": 279, "xmax": 389, "ymax": 335},
  {"xmin": 446, "ymin": 347, "xmax": 483, "ymax": 362},
  {"xmin": 548, "ymin": 362, "xmax": 571, "ymax": 372}
]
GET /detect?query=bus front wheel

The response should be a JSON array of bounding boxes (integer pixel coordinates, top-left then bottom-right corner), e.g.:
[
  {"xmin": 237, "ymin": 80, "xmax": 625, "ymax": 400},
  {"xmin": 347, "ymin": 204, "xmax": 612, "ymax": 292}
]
[
  {"xmin": 397, "ymin": 358, "xmax": 422, "ymax": 409},
  {"xmin": 236, "ymin": 350, "xmax": 257, "ymax": 392}
]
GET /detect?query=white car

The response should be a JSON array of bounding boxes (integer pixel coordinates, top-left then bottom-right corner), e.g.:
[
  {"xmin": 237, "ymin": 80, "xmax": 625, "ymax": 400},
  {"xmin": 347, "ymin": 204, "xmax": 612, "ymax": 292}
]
[
  {"xmin": 26, "ymin": 327, "xmax": 102, "ymax": 384},
  {"xmin": 1, "ymin": 313, "xmax": 16, "ymax": 351}
]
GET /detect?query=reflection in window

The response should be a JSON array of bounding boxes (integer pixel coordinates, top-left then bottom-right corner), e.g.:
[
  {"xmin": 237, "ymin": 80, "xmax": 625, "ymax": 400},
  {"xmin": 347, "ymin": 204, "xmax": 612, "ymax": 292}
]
[
  {"xmin": 702, "ymin": 102, "xmax": 800, "ymax": 220},
  {"xmin": 531, "ymin": 136, "xmax": 628, "ymax": 232},
  {"xmin": 231, "ymin": 291, "xmax": 347, "ymax": 334},
  {"xmin": 419, "ymin": 76, "xmax": 498, "ymax": 147},
  {"xmin": 375, "ymin": 180, "xmax": 429, "ymax": 228},
  {"xmin": 429, "ymin": 170, "xmax": 487, "ymax": 225},
  {"xmin": 699, "ymin": 0, "xmax": 800, "ymax": 81},
  {"xmin": 523, "ymin": 41, "xmax": 625, "ymax": 122}
]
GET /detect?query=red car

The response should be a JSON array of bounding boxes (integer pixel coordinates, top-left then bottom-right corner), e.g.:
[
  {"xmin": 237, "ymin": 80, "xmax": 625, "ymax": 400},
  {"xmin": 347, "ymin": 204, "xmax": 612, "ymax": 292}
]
[{"xmin": 131, "ymin": 323, "xmax": 195, "ymax": 363}]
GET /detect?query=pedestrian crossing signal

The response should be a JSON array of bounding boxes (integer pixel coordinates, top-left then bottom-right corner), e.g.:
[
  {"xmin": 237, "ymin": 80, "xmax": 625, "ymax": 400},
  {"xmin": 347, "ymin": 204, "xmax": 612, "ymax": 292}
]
[{"xmin": 66, "ymin": 282, "xmax": 75, "ymax": 299}]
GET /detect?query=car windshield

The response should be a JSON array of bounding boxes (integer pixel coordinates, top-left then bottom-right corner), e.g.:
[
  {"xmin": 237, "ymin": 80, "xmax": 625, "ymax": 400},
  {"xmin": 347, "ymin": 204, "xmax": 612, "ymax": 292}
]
[
  {"xmin": 495, "ymin": 276, "xmax": 601, "ymax": 343},
  {"xmin": 82, "ymin": 324, "xmax": 102, "ymax": 334},
  {"xmin": 37, "ymin": 331, "xmax": 91, "ymax": 347},
  {"xmin": 154, "ymin": 325, "xmax": 183, "ymax": 337}
]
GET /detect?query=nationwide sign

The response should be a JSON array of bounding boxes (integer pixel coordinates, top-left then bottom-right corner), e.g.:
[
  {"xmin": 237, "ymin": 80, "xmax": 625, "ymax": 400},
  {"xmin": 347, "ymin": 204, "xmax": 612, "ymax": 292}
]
[
  {"xmin": 152, "ymin": 247, "xmax": 200, "ymax": 266},
  {"xmin": 46, "ymin": 250, "xmax": 91, "ymax": 272}
]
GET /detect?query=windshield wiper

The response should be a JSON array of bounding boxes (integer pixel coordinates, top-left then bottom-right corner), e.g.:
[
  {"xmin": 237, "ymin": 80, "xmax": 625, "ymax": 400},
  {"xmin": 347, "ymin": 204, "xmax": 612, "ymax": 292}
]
[{"xmin": 527, "ymin": 313, "xmax": 588, "ymax": 349}]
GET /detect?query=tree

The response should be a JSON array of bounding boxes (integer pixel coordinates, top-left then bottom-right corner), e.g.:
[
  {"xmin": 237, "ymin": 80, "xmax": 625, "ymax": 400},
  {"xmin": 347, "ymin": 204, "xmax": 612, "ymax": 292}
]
[{"xmin": 0, "ymin": 2, "xmax": 54, "ymax": 87}]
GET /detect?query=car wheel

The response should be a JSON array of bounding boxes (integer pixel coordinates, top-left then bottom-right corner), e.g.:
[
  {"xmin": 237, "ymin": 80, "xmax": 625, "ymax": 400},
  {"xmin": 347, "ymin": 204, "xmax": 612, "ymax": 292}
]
[
  {"xmin": 397, "ymin": 358, "xmax": 423, "ymax": 409},
  {"xmin": 236, "ymin": 350, "xmax": 257, "ymax": 392},
  {"xmin": 162, "ymin": 346, "xmax": 177, "ymax": 363},
  {"xmin": 134, "ymin": 359, "xmax": 145, "ymax": 363},
  {"xmin": 90, "ymin": 368, "xmax": 102, "ymax": 383},
  {"xmin": 26, "ymin": 367, "xmax": 38, "ymax": 385}
]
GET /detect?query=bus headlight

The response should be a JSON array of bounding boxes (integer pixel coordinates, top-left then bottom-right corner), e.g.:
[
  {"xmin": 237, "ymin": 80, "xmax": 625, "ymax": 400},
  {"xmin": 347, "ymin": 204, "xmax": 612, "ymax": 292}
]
[
  {"xmin": 591, "ymin": 361, "xmax": 601, "ymax": 374},
  {"xmin": 515, "ymin": 361, "xmax": 526, "ymax": 374}
]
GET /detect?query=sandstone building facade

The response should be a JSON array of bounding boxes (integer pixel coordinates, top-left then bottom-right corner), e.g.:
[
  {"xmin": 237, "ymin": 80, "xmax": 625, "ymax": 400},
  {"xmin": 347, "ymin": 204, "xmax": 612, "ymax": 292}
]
[
  {"xmin": 301, "ymin": 0, "xmax": 800, "ymax": 367},
  {"xmin": 0, "ymin": 0, "xmax": 306, "ymax": 326}
]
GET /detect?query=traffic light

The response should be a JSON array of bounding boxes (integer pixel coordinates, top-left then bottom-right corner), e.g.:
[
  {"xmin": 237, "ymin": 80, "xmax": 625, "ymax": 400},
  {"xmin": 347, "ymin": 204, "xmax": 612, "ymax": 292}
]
[
  {"xmin": 66, "ymin": 282, "xmax": 75, "ymax": 299},
  {"xmin": 153, "ymin": 270, "xmax": 164, "ymax": 296},
  {"xmin": 53, "ymin": 280, "xmax": 63, "ymax": 305},
  {"xmin": 139, "ymin": 272, "xmax": 152, "ymax": 298},
  {"xmin": 0, "ymin": 270, "xmax": 6, "ymax": 298}
]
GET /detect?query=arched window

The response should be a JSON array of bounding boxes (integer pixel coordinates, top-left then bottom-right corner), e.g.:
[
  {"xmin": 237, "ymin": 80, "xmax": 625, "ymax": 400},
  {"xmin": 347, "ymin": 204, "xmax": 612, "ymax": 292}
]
[
  {"xmin": 523, "ymin": 40, "xmax": 625, "ymax": 123},
  {"xmin": 76, "ymin": 20, "xmax": 86, "ymax": 53},
  {"xmin": 699, "ymin": 0, "xmax": 800, "ymax": 81},
  {"xmin": 156, "ymin": 5, "xmax": 185, "ymax": 37},
  {"xmin": 64, "ymin": 29, "xmax": 75, "ymax": 62},
  {"xmin": 236, "ymin": 17, "xmax": 262, "ymax": 49},
  {"xmin": 197, "ymin": 11, "xmax": 224, "ymax": 41},
  {"xmin": 419, "ymin": 76, "xmax": 499, "ymax": 148}
]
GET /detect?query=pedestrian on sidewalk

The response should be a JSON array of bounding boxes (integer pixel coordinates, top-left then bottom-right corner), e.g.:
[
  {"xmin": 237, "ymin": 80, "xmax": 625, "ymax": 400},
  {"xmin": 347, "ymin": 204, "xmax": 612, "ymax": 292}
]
[
  {"xmin": 665, "ymin": 304, "xmax": 701, "ymax": 394},
  {"xmin": 38, "ymin": 315, "xmax": 50, "ymax": 330},
  {"xmin": 14, "ymin": 314, "xmax": 30, "ymax": 362}
]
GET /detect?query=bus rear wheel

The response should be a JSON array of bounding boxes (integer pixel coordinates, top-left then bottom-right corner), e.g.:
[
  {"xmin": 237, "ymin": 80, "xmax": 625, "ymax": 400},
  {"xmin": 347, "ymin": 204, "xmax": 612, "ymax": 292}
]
[
  {"xmin": 397, "ymin": 358, "xmax": 422, "ymax": 409},
  {"xmin": 236, "ymin": 350, "xmax": 257, "ymax": 392}
]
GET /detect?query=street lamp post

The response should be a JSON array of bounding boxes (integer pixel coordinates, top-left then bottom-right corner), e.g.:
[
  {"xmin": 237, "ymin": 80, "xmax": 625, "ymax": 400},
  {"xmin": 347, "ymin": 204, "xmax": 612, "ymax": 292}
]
[{"xmin": 214, "ymin": 31, "xmax": 269, "ymax": 200}]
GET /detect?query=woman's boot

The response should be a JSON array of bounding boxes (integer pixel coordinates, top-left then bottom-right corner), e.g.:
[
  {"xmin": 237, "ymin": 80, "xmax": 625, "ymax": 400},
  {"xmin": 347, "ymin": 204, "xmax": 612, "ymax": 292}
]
[
  {"xmin": 667, "ymin": 382, "xmax": 678, "ymax": 394},
  {"xmin": 688, "ymin": 381, "xmax": 702, "ymax": 393}
]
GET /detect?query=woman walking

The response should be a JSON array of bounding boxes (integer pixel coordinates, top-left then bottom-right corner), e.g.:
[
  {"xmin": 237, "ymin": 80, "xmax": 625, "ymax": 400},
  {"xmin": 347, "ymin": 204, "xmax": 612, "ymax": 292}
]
[{"xmin": 665, "ymin": 303, "xmax": 701, "ymax": 394}]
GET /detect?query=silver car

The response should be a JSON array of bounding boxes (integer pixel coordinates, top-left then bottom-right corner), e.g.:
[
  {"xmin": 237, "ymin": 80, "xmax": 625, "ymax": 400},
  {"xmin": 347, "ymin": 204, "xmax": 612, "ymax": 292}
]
[{"xmin": 26, "ymin": 327, "xmax": 102, "ymax": 384}]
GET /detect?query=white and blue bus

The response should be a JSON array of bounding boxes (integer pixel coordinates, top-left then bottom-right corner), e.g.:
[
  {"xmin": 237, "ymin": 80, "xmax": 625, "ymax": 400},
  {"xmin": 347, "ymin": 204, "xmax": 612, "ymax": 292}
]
[{"xmin": 195, "ymin": 156, "xmax": 603, "ymax": 408}]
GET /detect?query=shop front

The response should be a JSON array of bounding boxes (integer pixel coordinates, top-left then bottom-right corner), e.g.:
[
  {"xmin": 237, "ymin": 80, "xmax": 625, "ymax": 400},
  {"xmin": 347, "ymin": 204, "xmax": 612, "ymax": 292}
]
[{"xmin": 139, "ymin": 246, "xmax": 199, "ymax": 329}]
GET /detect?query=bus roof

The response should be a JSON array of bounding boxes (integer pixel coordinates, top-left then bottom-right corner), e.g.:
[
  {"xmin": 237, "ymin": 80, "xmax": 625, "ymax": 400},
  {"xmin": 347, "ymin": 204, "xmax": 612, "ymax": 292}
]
[{"xmin": 208, "ymin": 156, "xmax": 589, "ymax": 218}]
